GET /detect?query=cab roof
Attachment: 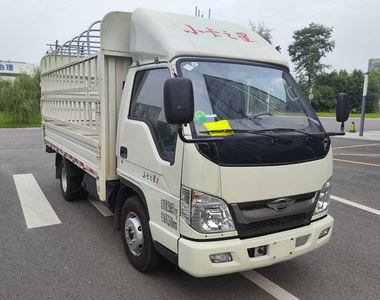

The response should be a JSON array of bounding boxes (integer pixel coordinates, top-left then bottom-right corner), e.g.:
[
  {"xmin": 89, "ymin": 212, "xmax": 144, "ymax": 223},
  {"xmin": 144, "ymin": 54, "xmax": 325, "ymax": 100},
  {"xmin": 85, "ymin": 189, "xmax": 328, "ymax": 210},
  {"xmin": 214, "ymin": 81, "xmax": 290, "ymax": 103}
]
[
  {"xmin": 41, "ymin": 9, "xmax": 288, "ymax": 71},
  {"xmin": 130, "ymin": 8, "xmax": 288, "ymax": 68}
]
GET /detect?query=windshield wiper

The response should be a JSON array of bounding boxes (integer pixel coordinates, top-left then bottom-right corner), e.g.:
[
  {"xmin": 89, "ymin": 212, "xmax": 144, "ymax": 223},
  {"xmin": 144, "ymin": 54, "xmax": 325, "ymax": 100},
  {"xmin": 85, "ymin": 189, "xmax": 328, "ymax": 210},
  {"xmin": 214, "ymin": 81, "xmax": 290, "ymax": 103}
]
[
  {"xmin": 199, "ymin": 129, "xmax": 293, "ymax": 143},
  {"xmin": 248, "ymin": 111, "xmax": 274, "ymax": 119},
  {"xmin": 252, "ymin": 128, "xmax": 325, "ymax": 141}
]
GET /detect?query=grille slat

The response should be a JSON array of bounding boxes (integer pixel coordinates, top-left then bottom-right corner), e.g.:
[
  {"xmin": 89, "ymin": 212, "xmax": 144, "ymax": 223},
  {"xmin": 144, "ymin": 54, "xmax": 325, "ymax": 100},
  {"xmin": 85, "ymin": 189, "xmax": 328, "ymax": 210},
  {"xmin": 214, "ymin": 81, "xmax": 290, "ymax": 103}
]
[
  {"xmin": 239, "ymin": 213, "xmax": 309, "ymax": 238},
  {"xmin": 246, "ymin": 213, "xmax": 306, "ymax": 230}
]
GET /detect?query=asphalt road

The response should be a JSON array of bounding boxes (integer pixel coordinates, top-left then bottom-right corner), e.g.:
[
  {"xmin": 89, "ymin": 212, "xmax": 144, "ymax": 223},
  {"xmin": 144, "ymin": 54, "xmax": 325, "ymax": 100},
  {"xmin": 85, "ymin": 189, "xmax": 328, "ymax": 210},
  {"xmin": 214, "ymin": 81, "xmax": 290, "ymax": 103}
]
[{"xmin": 0, "ymin": 128, "xmax": 379, "ymax": 300}]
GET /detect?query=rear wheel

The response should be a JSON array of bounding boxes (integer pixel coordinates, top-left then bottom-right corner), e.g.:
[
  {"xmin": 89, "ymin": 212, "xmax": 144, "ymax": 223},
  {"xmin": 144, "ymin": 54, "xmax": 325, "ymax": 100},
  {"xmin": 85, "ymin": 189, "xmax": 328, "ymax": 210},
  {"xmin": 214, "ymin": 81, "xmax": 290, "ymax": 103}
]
[
  {"xmin": 121, "ymin": 196, "xmax": 160, "ymax": 272},
  {"xmin": 59, "ymin": 159, "xmax": 85, "ymax": 201}
]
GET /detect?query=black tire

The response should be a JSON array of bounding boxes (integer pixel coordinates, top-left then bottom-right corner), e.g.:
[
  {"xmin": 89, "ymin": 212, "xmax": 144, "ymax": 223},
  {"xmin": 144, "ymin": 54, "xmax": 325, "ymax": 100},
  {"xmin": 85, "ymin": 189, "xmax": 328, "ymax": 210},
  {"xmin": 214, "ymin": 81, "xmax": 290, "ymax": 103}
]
[
  {"xmin": 121, "ymin": 196, "xmax": 160, "ymax": 272},
  {"xmin": 59, "ymin": 159, "xmax": 85, "ymax": 201}
]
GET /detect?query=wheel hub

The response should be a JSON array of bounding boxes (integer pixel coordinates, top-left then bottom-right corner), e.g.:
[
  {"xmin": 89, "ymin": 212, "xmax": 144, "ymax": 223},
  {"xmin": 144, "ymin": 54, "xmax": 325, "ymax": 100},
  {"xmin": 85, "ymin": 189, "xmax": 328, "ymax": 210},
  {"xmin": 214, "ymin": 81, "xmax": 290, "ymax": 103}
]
[{"xmin": 125, "ymin": 212, "xmax": 144, "ymax": 256}]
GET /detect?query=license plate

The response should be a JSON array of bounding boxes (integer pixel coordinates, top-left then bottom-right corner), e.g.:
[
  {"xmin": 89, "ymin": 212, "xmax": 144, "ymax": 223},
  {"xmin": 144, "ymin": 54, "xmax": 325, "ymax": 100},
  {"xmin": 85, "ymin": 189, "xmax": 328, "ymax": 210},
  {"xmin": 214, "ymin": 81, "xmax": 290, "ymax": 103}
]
[{"xmin": 269, "ymin": 238, "xmax": 296, "ymax": 259}]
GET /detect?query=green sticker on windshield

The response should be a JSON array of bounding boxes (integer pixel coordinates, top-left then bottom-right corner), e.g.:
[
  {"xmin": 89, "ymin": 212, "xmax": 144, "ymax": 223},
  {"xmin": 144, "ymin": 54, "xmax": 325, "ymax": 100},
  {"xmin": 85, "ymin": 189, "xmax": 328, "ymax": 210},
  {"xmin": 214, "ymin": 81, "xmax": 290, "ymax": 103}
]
[{"xmin": 194, "ymin": 111, "xmax": 207, "ymax": 123}]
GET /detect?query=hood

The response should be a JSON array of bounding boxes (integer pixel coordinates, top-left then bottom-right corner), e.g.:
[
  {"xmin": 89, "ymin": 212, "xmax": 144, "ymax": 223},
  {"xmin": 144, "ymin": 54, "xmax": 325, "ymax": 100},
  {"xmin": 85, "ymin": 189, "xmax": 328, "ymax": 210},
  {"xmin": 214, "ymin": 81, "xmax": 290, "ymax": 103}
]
[{"xmin": 220, "ymin": 150, "xmax": 332, "ymax": 203}]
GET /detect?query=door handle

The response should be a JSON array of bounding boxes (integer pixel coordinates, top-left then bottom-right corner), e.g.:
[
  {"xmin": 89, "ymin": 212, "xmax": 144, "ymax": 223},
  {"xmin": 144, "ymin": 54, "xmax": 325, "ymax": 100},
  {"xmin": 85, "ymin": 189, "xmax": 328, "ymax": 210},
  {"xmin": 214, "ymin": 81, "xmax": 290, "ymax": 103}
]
[{"xmin": 120, "ymin": 146, "xmax": 128, "ymax": 159}]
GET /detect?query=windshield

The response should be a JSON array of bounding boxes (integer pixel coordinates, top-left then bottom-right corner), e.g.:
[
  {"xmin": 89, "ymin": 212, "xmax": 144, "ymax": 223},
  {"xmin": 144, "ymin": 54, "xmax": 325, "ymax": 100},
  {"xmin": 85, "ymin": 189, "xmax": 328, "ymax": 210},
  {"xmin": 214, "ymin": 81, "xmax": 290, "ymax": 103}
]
[{"xmin": 178, "ymin": 60, "xmax": 324, "ymax": 137}]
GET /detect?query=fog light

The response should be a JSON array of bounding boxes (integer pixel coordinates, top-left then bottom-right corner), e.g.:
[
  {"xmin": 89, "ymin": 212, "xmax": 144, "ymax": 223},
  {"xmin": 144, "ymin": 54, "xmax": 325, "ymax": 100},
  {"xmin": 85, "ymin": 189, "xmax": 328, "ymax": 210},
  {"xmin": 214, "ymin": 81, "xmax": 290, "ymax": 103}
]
[
  {"xmin": 319, "ymin": 227, "xmax": 330, "ymax": 239},
  {"xmin": 209, "ymin": 252, "xmax": 233, "ymax": 263}
]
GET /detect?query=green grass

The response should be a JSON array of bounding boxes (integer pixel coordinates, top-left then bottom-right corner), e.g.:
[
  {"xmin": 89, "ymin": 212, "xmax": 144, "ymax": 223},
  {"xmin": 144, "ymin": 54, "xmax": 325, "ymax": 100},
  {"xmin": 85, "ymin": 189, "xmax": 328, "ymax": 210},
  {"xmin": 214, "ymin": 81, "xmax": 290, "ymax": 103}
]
[
  {"xmin": 0, "ymin": 111, "xmax": 41, "ymax": 128},
  {"xmin": 317, "ymin": 112, "xmax": 380, "ymax": 118}
]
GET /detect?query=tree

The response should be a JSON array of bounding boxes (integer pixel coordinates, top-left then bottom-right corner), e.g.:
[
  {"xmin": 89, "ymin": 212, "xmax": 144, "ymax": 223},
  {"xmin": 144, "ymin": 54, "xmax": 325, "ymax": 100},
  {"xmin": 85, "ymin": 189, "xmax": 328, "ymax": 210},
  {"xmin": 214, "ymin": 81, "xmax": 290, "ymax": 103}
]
[
  {"xmin": 348, "ymin": 70, "xmax": 365, "ymax": 112},
  {"xmin": 249, "ymin": 20, "xmax": 273, "ymax": 44},
  {"xmin": 311, "ymin": 69, "xmax": 365, "ymax": 112},
  {"xmin": 288, "ymin": 23, "xmax": 335, "ymax": 95},
  {"xmin": 311, "ymin": 84, "xmax": 336, "ymax": 112},
  {"xmin": 3, "ymin": 73, "xmax": 41, "ymax": 123},
  {"xmin": 0, "ymin": 79, "xmax": 11, "ymax": 111},
  {"xmin": 367, "ymin": 70, "xmax": 380, "ymax": 112}
]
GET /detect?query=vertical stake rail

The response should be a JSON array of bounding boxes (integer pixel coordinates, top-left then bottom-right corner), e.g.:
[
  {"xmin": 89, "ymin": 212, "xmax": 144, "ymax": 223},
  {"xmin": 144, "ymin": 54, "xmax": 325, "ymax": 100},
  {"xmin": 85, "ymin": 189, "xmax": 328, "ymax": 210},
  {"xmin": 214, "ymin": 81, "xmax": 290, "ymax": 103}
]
[
  {"xmin": 77, "ymin": 101, "xmax": 80, "ymax": 125},
  {"xmin": 88, "ymin": 58, "xmax": 92, "ymax": 88},
  {"xmin": 97, "ymin": 52, "xmax": 106, "ymax": 201},
  {"xmin": 70, "ymin": 100, "xmax": 73, "ymax": 123},
  {"xmin": 82, "ymin": 60, "xmax": 86, "ymax": 88},
  {"xmin": 41, "ymin": 55, "xmax": 99, "ymax": 129},
  {"xmin": 71, "ymin": 65, "xmax": 74, "ymax": 89},
  {"xmin": 94, "ymin": 59, "xmax": 97, "ymax": 88}
]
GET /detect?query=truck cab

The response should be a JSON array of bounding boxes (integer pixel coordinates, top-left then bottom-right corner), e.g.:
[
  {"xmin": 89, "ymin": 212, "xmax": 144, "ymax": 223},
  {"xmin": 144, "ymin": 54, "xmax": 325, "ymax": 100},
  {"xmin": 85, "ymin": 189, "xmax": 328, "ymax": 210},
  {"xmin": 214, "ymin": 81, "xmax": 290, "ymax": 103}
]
[{"xmin": 40, "ymin": 9, "xmax": 348, "ymax": 277}]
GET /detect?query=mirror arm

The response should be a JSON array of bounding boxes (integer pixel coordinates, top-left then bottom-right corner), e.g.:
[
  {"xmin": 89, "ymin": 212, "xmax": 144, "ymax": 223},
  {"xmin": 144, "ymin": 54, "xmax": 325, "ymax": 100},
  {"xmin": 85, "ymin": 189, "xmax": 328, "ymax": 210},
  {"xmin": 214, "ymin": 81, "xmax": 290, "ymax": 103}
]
[
  {"xmin": 326, "ymin": 122, "xmax": 346, "ymax": 136},
  {"xmin": 178, "ymin": 125, "xmax": 224, "ymax": 143},
  {"xmin": 326, "ymin": 120, "xmax": 347, "ymax": 136},
  {"xmin": 326, "ymin": 132, "xmax": 345, "ymax": 136}
]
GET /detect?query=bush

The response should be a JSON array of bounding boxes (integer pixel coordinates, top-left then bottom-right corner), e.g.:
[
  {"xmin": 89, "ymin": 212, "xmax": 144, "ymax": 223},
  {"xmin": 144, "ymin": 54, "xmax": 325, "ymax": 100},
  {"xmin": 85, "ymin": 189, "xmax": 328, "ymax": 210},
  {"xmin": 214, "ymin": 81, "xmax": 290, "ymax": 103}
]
[
  {"xmin": 307, "ymin": 69, "xmax": 380, "ymax": 113},
  {"xmin": 2, "ymin": 73, "xmax": 41, "ymax": 124},
  {"xmin": 367, "ymin": 70, "xmax": 380, "ymax": 113},
  {"xmin": 311, "ymin": 84, "xmax": 336, "ymax": 112},
  {"xmin": 0, "ymin": 79, "xmax": 11, "ymax": 111}
]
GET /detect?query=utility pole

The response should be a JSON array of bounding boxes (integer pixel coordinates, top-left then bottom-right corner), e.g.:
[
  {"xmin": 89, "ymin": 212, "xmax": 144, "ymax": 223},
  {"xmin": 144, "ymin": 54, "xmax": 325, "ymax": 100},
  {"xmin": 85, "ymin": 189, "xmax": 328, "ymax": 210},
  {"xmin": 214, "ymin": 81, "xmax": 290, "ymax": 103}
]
[{"xmin": 359, "ymin": 73, "xmax": 369, "ymax": 136}]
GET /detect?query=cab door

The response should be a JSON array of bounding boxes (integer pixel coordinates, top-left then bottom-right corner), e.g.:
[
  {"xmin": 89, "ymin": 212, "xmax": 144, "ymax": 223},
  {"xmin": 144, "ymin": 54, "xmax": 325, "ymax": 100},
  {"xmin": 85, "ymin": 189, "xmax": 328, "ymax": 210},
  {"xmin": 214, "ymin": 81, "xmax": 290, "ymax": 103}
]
[{"xmin": 117, "ymin": 64, "xmax": 183, "ymax": 253}]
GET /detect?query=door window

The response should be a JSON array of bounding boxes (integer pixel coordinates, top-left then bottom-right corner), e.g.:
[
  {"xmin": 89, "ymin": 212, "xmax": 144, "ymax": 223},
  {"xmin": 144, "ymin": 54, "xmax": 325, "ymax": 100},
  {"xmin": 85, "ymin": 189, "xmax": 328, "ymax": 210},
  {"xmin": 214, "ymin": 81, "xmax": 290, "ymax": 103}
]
[{"xmin": 130, "ymin": 68, "xmax": 177, "ymax": 162}]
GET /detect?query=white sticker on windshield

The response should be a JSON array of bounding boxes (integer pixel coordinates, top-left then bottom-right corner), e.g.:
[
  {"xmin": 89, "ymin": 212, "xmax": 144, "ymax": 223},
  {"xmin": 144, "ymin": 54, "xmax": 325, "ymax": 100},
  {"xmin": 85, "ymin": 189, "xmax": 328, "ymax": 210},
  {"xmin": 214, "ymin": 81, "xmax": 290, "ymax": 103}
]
[
  {"xmin": 191, "ymin": 62, "xmax": 198, "ymax": 67},
  {"xmin": 183, "ymin": 64, "xmax": 194, "ymax": 71}
]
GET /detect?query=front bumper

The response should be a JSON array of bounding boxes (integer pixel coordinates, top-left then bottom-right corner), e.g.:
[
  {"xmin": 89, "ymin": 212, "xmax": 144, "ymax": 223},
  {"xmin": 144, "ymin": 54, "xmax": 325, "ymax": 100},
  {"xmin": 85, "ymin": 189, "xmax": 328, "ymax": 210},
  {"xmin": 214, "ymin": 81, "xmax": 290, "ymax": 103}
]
[{"xmin": 178, "ymin": 215, "xmax": 333, "ymax": 277}]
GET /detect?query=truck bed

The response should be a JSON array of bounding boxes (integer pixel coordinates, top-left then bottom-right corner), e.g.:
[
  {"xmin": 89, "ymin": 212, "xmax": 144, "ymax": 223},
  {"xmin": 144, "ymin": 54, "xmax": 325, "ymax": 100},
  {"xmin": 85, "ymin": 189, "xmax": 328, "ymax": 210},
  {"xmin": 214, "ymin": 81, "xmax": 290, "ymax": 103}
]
[{"xmin": 40, "ymin": 12, "xmax": 132, "ymax": 200}]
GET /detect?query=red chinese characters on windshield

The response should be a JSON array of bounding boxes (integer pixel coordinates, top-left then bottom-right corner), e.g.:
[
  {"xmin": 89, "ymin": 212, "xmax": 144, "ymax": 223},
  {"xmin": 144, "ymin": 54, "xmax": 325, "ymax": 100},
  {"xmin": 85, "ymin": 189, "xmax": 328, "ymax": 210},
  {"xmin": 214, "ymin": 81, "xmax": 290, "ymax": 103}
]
[{"xmin": 184, "ymin": 25, "xmax": 254, "ymax": 42}]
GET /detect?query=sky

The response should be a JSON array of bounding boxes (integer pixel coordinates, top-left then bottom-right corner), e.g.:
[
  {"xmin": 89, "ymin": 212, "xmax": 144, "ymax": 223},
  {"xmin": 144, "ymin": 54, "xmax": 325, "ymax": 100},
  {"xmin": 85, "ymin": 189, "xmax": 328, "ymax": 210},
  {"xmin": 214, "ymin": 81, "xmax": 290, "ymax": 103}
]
[{"xmin": 1, "ymin": 0, "xmax": 379, "ymax": 72}]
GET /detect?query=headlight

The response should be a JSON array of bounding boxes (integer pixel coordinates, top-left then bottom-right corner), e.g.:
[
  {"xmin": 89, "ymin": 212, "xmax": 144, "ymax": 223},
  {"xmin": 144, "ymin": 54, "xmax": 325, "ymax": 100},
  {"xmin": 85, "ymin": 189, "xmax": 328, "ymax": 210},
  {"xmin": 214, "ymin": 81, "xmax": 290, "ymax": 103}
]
[
  {"xmin": 180, "ymin": 187, "xmax": 235, "ymax": 233},
  {"xmin": 313, "ymin": 179, "xmax": 331, "ymax": 216}
]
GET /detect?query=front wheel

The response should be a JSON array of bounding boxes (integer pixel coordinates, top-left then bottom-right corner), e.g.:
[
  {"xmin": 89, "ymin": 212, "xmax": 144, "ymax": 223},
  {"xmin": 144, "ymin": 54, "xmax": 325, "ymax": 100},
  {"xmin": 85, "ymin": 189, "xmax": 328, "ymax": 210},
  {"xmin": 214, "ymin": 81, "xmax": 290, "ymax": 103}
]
[{"xmin": 121, "ymin": 196, "xmax": 159, "ymax": 272}]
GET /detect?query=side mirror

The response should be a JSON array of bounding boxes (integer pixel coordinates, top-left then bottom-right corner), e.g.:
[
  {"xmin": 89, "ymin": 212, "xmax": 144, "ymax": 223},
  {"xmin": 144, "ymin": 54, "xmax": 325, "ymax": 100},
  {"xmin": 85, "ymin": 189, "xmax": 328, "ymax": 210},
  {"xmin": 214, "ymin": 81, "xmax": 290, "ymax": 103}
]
[
  {"xmin": 164, "ymin": 78, "xmax": 194, "ymax": 125},
  {"xmin": 336, "ymin": 93, "xmax": 349, "ymax": 123}
]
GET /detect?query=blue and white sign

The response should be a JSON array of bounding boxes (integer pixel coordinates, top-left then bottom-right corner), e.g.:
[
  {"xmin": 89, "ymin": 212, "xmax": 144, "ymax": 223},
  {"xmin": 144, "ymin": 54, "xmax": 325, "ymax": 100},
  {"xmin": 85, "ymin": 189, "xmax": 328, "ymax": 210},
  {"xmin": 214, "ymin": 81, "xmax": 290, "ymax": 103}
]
[
  {"xmin": 0, "ymin": 61, "xmax": 35, "ymax": 80},
  {"xmin": 0, "ymin": 63, "xmax": 14, "ymax": 71}
]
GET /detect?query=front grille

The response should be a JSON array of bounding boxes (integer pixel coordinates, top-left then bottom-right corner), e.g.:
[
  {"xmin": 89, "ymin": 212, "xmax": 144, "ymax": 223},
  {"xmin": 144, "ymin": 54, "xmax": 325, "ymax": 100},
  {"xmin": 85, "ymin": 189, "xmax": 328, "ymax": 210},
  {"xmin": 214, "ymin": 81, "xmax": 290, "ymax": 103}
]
[
  {"xmin": 238, "ymin": 213, "xmax": 309, "ymax": 238},
  {"xmin": 246, "ymin": 213, "xmax": 306, "ymax": 230},
  {"xmin": 230, "ymin": 192, "xmax": 318, "ymax": 239}
]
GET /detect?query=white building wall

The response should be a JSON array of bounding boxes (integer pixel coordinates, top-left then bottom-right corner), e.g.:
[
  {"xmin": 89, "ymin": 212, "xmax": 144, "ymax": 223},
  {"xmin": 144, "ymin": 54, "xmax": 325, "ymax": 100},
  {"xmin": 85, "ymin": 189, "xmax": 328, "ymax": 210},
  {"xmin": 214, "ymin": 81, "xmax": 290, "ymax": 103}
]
[{"xmin": 0, "ymin": 60, "xmax": 36, "ymax": 80}]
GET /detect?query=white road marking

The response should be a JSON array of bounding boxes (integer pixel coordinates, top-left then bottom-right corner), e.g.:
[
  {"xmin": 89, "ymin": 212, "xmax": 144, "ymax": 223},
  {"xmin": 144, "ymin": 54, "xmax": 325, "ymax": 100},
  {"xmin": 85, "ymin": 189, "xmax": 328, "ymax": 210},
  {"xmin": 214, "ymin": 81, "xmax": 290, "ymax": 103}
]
[
  {"xmin": 89, "ymin": 197, "xmax": 114, "ymax": 217},
  {"xmin": 331, "ymin": 195, "xmax": 380, "ymax": 216},
  {"xmin": 319, "ymin": 116, "xmax": 379, "ymax": 121},
  {"xmin": 333, "ymin": 158, "xmax": 380, "ymax": 167},
  {"xmin": 241, "ymin": 271, "xmax": 299, "ymax": 300},
  {"xmin": 334, "ymin": 153, "xmax": 380, "ymax": 157},
  {"xmin": 13, "ymin": 174, "xmax": 61, "ymax": 229},
  {"xmin": 332, "ymin": 143, "xmax": 380, "ymax": 150}
]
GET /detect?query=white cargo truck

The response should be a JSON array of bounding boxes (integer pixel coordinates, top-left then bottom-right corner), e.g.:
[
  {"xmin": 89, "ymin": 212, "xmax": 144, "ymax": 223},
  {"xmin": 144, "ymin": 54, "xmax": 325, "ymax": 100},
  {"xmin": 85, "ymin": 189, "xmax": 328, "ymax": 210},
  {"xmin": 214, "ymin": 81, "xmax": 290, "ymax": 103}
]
[{"xmin": 40, "ymin": 9, "xmax": 349, "ymax": 277}]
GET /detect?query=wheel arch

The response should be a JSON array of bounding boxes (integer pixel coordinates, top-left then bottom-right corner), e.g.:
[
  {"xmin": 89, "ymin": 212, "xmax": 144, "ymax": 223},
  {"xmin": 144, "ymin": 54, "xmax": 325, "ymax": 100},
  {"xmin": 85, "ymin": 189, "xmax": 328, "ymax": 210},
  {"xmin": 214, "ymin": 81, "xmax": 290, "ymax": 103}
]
[
  {"xmin": 55, "ymin": 153, "xmax": 63, "ymax": 179},
  {"xmin": 114, "ymin": 178, "xmax": 150, "ymax": 230},
  {"xmin": 56, "ymin": 154, "xmax": 84, "ymax": 178}
]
